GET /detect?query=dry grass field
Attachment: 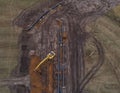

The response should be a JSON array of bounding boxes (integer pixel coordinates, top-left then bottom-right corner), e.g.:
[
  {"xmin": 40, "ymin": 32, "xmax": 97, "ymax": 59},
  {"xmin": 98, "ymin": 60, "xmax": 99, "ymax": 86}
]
[
  {"xmin": 85, "ymin": 5, "xmax": 120, "ymax": 93},
  {"xmin": 0, "ymin": 0, "xmax": 38, "ymax": 92},
  {"xmin": 0, "ymin": 0, "xmax": 120, "ymax": 93}
]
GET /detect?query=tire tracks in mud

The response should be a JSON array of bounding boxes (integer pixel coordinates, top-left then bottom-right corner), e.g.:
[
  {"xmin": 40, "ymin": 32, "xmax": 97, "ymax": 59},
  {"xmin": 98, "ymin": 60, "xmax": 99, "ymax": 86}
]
[
  {"xmin": 0, "ymin": 1, "xmax": 109, "ymax": 93},
  {"xmin": 65, "ymin": 12, "xmax": 104, "ymax": 93}
]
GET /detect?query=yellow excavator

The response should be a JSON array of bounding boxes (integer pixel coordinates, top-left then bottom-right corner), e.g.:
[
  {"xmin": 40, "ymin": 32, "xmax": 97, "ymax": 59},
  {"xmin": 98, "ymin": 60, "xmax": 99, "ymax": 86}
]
[{"xmin": 29, "ymin": 18, "xmax": 67, "ymax": 93}]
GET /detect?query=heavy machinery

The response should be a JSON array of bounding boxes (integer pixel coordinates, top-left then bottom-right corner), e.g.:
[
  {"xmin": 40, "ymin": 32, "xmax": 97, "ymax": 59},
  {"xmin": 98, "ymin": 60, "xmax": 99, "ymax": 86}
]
[
  {"xmin": 28, "ymin": 17, "xmax": 68, "ymax": 93},
  {"xmin": 13, "ymin": 0, "xmax": 104, "ymax": 93}
]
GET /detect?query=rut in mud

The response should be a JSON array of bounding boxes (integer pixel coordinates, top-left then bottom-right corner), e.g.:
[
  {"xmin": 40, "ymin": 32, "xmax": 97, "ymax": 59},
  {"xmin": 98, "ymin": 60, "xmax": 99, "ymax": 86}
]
[{"xmin": 0, "ymin": 0, "xmax": 120, "ymax": 93}]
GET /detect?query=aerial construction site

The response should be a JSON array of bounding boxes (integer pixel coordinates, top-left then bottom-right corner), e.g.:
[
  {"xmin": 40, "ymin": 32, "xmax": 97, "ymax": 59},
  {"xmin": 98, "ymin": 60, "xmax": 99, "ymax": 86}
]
[{"xmin": 0, "ymin": 0, "xmax": 120, "ymax": 93}]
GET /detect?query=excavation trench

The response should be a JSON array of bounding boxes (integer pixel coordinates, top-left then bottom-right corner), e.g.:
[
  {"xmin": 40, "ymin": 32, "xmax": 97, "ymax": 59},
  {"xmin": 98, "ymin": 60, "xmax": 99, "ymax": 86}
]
[{"xmin": 0, "ymin": 0, "xmax": 120, "ymax": 93}]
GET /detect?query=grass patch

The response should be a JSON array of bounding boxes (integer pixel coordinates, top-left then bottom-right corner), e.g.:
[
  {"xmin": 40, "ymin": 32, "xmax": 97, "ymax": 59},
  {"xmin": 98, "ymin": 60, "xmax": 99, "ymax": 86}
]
[{"xmin": 0, "ymin": 87, "xmax": 10, "ymax": 93}]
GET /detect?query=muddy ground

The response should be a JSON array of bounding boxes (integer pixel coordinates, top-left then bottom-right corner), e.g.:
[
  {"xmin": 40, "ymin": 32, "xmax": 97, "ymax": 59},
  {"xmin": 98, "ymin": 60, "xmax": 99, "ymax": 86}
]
[{"xmin": 0, "ymin": 0, "xmax": 120, "ymax": 93}]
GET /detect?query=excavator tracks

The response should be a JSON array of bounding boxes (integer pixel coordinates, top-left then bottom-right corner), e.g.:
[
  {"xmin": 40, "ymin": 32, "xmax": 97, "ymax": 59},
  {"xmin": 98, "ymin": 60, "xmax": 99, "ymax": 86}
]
[{"xmin": 11, "ymin": 1, "xmax": 105, "ymax": 93}]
